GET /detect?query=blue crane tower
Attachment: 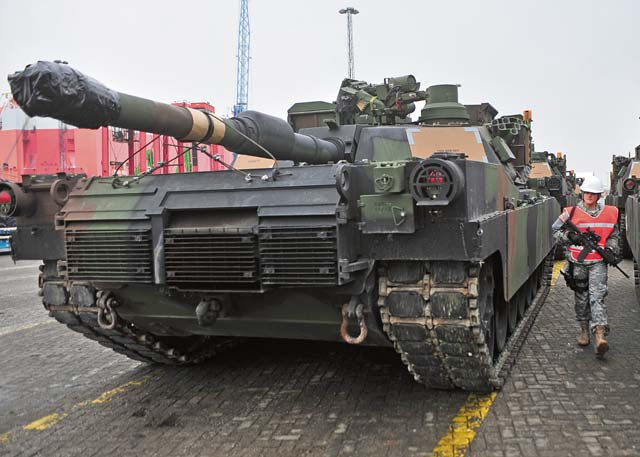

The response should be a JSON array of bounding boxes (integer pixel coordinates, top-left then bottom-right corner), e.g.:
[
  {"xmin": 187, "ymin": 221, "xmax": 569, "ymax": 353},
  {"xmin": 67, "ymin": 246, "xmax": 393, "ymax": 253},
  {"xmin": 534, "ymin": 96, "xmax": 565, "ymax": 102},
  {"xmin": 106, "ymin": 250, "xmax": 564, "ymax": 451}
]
[{"xmin": 233, "ymin": 0, "xmax": 250, "ymax": 117}]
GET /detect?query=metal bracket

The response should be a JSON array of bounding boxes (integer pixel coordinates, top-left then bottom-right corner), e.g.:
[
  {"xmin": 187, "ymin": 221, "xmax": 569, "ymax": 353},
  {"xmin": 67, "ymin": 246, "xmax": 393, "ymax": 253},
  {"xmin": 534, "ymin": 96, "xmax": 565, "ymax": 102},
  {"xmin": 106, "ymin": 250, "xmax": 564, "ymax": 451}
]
[{"xmin": 340, "ymin": 296, "xmax": 368, "ymax": 345}]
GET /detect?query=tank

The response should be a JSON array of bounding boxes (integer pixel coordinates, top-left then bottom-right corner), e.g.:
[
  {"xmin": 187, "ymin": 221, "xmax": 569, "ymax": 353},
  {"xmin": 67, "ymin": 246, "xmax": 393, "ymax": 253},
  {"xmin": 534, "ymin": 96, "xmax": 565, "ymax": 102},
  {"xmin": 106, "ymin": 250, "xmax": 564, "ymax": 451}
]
[
  {"xmin": 527, "ymin": 151, "xmax": 580, "ymax": 259},
  {"xmin": 2, "ymin": 61, "xmax": 559, "ymax": 391},
  {"xmin": 528, "ymin": 151, "xmax": 579, "ymax": 208},
  {"xmin": 615, "ymin": 146, "xmax": 640, "ymax": 302},
  {"xmin": 606, "ymin": 150, "xmax": 639, "ymax": 258}
]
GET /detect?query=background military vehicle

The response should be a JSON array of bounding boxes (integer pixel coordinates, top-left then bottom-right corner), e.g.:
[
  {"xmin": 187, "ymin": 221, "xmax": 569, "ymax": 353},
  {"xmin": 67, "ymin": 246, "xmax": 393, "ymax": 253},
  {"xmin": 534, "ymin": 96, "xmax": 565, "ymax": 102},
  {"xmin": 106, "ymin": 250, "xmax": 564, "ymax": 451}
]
[
  {"xmin": 527, "ymin": 151, "xmax": 579, "ymax": 259},
  {"xmin": 607, "ymin": 148, "xmax": 640, "ymax": 259},
  {"xmin": 616, "ymin": 146, "xmax": 640, "ymax": 302},
  {"xmin": 2, "ymin": 61, "xmax": 559, "ymax": 391},
  {"xmin": 528, "ymin": 151, "xmax": 579, "ymax": 209}
]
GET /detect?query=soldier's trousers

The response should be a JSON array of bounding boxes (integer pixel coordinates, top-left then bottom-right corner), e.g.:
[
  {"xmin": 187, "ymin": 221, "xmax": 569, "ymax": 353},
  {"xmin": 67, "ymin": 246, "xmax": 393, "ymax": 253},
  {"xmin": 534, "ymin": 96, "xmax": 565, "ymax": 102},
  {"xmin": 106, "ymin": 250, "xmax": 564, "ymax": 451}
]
[{"xmin": 572, "ymin": 261, "xmax": 609, "ymax": 334}]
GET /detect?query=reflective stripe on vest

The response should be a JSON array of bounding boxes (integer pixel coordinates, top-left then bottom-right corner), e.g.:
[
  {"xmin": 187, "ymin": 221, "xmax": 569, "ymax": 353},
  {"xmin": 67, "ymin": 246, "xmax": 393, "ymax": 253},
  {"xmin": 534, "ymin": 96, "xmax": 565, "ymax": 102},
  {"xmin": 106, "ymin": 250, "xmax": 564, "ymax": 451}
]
[{"xmin": 563, "ymin": 205, "xmax": 618, "ymax": 262}]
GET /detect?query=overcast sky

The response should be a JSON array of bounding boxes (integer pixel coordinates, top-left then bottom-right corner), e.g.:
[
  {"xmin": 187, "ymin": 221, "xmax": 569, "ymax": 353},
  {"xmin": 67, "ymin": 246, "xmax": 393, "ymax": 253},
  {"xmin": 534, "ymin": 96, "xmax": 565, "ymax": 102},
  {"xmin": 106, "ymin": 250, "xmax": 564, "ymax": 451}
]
[{"xmin": 1, "ymin": 0, "xmax": 638, "ymax": 184}]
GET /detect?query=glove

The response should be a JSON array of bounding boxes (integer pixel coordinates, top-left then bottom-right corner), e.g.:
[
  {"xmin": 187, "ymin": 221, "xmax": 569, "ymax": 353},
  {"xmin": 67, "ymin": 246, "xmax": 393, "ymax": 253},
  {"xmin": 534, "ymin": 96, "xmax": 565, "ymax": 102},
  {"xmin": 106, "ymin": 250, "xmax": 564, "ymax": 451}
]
[
  {"xmin": 567, "ymin": 231, "xmax": 582, "ymax": 245},
  {"xmin": 602, "ymin": 248, "xmax": 622, "ymax": 266}
]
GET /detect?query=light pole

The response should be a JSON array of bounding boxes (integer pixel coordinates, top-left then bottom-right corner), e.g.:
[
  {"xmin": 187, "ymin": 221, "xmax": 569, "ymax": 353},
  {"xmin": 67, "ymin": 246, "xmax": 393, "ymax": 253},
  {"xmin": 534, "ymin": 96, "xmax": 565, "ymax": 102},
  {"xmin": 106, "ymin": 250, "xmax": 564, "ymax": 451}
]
[{"xmin": 339, "ymin": 7, "xmax": 359, "ymax": 79}]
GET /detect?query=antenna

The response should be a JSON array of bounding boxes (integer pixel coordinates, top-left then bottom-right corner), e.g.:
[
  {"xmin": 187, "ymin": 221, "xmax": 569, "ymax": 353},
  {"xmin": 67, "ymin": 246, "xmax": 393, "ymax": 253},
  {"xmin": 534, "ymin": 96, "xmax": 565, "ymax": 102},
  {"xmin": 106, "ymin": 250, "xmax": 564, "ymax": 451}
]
[
  {"xmin": 339, "ymin": 7, "xmax": 359, "ymax": 79},
  {"xmin": 233, "ymin": 0, "xmax": 250, "ymax": 117}
]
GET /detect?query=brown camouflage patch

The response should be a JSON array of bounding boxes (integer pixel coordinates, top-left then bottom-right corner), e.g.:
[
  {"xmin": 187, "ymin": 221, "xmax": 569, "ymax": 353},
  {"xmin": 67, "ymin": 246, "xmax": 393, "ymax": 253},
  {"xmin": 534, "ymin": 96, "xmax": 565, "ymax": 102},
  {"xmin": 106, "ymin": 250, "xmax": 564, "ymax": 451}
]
[{"xmin": 406, "ymin": 127, "xmax": 487, "ymax": 162}]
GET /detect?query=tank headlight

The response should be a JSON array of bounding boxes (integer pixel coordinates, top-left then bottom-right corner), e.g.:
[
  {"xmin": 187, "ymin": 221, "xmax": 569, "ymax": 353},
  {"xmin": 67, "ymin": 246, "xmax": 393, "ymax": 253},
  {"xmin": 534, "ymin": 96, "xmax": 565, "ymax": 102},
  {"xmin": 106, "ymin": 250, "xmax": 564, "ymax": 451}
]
[
  {"xmin": 0, "ymin": 181, "xmax": 35, "ymax": 217},
  {"xmin": 0, "ymin": 185, "xmax": 16, "ymax": 217},
  {"xmin": 410, "ymin": 158, "xmax": 465, "ymax": 206},
  {"xmin": 0, "ymin": 190, "xmax": 11, "ymax": 205},
  {"xmin": 623, "ymin": 178, "xmax": 636, "ymax": 192}
]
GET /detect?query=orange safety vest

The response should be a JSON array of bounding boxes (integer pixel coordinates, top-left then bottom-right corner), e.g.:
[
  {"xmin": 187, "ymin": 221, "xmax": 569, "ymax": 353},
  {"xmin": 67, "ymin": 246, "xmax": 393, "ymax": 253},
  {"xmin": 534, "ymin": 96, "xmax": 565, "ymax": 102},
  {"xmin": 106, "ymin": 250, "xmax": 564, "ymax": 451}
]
[{"xmin": 563, "ymin": 205, "xmax": 618, "ymax": 262}]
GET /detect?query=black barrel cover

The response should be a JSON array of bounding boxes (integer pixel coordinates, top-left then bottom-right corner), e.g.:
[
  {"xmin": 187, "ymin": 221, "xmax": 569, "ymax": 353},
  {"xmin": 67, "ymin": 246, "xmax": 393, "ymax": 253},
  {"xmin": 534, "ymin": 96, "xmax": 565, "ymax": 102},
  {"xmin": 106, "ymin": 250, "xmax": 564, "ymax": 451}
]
[{"xmin": 8, "ymin": 61, "xmax": 121, "ymax": 129}]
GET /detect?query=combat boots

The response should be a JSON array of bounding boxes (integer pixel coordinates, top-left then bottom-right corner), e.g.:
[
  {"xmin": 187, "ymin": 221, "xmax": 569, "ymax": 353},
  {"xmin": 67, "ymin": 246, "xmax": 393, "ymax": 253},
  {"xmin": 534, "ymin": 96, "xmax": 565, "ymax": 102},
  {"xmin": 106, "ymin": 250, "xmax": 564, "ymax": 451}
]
[
  {"xmin": 594, "ymin": 326, "xmax": 609, "ymax": 355},
  {"xmin": 577, "ymin": 321, "xmax": 590, "ymax": 346}
]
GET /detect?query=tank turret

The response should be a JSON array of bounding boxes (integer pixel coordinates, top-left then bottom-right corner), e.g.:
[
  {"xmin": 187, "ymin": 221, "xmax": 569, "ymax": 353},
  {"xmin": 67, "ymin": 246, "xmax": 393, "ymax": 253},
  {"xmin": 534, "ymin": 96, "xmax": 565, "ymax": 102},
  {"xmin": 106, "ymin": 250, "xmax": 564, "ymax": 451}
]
[{"xmin": 9, "ymin": 61, "xmax": 346, "ymax": 165}]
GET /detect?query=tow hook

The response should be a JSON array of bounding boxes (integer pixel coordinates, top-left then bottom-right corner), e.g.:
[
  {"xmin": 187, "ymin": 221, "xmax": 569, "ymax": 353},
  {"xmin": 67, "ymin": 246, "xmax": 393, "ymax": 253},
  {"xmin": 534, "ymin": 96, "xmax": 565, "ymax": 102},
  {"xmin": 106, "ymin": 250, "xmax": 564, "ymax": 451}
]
[
  {"xmin": 340, "ymin": 297, "xmax": 368, "ymax": 345},
  {"xmin": 196, "ymin": 298, "xmax": 220, "ymax": 327},
  {"xmin": 96, "ymin": 291, "xmax": 119, "ymax": 330}
]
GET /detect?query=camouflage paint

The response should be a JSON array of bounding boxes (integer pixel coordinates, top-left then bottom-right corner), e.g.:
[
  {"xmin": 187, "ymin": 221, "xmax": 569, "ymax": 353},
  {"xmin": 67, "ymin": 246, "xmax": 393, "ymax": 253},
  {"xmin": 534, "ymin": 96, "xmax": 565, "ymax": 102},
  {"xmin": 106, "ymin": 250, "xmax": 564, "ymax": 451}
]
[
  {"xmin": 482, "ymin": 163, "xmax": 519, "ymax": 206},
  {"xmin": 483, "ymin": 163, "xmax": 555, "ymax": 298},
  {"xmin": 530, "ymin": 161, "xmax": 553, "ymax": 178},
  {"xmin": 626, "ymin": 195, "xmax": 640, "ymax": 259},
  {"xmin": 371, "ymin": 137, "xmax": 412, "ymax": 161},
  {"xmin": 232, "ymin": 155, "xmax": 275, "ymax": 169},
  {"xmin": 406, "ymin": 126, "xmax": 488, "ymax": 161},
  {"xmin": 506, "ymin": 200, "xmax": 557, "ymax": 298}
]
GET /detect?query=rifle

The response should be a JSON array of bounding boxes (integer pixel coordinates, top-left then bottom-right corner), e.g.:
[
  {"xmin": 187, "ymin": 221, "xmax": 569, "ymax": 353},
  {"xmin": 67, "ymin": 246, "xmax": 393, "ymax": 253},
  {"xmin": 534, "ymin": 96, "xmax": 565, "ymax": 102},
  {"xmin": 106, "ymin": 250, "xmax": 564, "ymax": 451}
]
[{"xmin": 562, "ymin": 219, "xmax": 630, "ymax": 278}]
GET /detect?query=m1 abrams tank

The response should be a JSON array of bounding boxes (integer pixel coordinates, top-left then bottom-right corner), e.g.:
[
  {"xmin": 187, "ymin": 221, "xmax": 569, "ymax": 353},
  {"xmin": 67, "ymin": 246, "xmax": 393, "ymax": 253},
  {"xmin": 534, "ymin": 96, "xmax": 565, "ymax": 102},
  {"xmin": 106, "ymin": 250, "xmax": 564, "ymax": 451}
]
[
  {"xmin": 615, "ymin": 146, "xmax": 640, "ymax": 301},
  {"xmin": 2, "ymin": 61, "xmax": 559, "ymax": 391},
  {"xmin": 528, "ymin": 151, "xmax": 579, "ymax": 208},
  {"xmin": 527, "ymin": 151, "xmax": 579, "ymax": 259},
  {"xmin": 606, "ymin": 148, "xmax": 640, "ymax": 259}
]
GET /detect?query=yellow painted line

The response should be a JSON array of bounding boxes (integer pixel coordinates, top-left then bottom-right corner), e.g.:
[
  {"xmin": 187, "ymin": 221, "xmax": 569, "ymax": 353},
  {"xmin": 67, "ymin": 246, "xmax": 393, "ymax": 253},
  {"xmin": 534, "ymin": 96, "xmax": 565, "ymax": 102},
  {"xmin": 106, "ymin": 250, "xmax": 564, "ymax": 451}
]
[
  {"xmin": 0, "ymin": 378, "xmax": 148, "ymax": 438},
  {"xmin": 23, "ymin": 413, "xmax": 68, "ymax": 431},
  {"xmin": 552, "ymin": 260, "xmax": 565, "ymax": 287},
  {"xmin": 430, "ymin": 260, "xmax": 563, "ymax": 456},
  {"xmin": 432, "ymin": 392, "xmax": 497, "ymax": 457},
  {"xmin": 78, "ymin": 379, "xmax": 147, "ymax": 406}
]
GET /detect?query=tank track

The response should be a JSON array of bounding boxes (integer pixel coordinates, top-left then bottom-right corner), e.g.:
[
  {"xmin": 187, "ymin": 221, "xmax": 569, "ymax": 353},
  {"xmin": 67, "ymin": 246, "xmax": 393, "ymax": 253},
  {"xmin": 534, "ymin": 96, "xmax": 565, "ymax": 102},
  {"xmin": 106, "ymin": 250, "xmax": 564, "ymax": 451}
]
[
  {"xmin": 38, "ymin": 265, "xmax": 238, "ymax": 365},
  {"xmin": 553, "ymin": 243, "xmax": 566, "ymax": 260},
  {"xmin": 378, "ymin": 255, "xmax": 553, "ymax": 391}
]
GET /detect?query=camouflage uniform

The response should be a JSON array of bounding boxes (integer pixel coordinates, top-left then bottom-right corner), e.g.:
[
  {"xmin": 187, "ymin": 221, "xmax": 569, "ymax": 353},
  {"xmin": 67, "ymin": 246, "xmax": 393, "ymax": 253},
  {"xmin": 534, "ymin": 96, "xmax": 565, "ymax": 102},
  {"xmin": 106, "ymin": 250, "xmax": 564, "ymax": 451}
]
[{"xmin": 552, "ymin": 201, "xmax": 619, "ymax": 335}]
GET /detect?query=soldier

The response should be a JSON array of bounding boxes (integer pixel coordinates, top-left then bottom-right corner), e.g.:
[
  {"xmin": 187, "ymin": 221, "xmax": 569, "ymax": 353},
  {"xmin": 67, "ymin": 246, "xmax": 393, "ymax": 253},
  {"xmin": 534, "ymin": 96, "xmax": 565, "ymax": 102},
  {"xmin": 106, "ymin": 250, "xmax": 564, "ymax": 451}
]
[{"xmin": 552, "ymin": 175, "xmax": 620, "ymax": 356}]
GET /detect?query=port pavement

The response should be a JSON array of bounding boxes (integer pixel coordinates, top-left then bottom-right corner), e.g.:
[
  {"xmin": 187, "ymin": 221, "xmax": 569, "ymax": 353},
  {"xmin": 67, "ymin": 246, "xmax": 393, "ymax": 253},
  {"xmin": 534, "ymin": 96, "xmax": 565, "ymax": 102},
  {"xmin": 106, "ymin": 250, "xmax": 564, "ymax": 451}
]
[{"xmin": 1, "ymin": 254, "xmax": 639, "ymax": 456}]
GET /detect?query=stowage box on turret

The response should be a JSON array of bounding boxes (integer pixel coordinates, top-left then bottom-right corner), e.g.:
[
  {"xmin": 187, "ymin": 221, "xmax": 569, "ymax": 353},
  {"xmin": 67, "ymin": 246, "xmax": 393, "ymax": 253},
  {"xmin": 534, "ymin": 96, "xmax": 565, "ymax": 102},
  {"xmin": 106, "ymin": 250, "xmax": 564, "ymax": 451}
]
[{"xmin": 1, "ymin": 62, "xmax": 559, "ymax": 391}]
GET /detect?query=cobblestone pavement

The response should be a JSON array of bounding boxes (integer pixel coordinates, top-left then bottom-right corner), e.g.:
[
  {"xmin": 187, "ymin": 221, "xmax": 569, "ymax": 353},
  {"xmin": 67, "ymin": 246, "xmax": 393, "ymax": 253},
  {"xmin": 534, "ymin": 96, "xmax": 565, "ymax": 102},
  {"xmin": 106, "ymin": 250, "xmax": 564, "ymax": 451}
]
[
  {"xmin": 0, "ymin": 255, "xmax": 468, "ymax": 457},
  {"xmin": 1, "ymin": 255, "xmax": 639, "ymax": 457},
  {"xmin": 468, "ymin": 260, "xmax": 640, "ymax": 457}
]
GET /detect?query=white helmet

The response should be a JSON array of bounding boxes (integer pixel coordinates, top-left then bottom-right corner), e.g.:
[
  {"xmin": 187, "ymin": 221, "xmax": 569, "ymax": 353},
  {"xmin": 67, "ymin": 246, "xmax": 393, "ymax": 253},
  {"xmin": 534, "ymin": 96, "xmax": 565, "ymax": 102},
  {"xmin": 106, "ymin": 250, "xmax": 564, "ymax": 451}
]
[{"xmin": 580, "ymin": 175, "xmax": 604, "ymax": 194}]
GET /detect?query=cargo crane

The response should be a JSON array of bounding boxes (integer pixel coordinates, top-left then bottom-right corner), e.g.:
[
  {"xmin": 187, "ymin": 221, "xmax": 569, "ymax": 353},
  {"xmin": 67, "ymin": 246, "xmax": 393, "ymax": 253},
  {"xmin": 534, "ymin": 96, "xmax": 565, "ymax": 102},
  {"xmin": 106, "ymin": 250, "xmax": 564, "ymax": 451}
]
[{"xmin": 233, "ymin": 0, "xmax": 250, "ymax": 117}]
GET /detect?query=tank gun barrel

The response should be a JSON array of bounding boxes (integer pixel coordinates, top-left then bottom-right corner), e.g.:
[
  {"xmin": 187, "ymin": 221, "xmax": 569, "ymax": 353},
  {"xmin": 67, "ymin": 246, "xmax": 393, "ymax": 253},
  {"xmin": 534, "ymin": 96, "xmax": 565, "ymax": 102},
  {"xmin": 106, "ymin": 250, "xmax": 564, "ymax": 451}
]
[{"xmin": 8, "ymin": 61, "xmax": 346, "ymax": 164}]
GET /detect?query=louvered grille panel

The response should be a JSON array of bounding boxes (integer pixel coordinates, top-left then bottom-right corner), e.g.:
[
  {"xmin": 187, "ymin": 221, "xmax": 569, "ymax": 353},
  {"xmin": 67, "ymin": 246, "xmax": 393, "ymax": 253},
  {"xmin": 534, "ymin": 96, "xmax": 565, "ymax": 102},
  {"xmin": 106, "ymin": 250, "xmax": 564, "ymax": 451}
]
[
  {"xmin": 66, "ymin": 230, "xmax": 153, "ymax": 282},
  {"xmin": 164, "ymin": 229, "xmax": 258, "ymax": 289},
  {"xmin": 259, "ymin": 226, "xmax": 338, "ymax": 286}
]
